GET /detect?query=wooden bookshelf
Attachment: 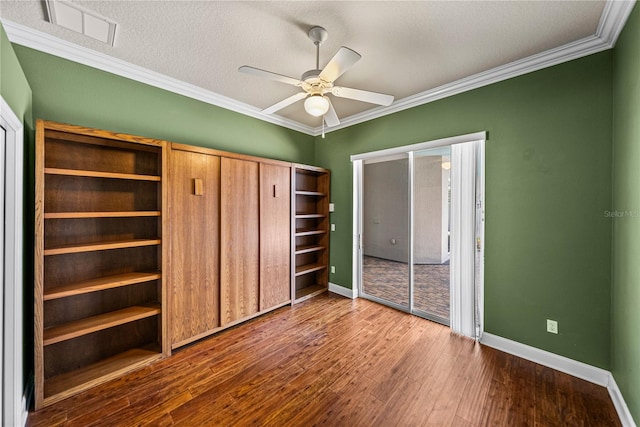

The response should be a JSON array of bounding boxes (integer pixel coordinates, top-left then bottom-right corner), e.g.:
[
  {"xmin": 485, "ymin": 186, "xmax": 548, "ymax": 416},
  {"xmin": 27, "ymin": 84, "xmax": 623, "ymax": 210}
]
[
  {"xmin": 44, "ymin": 211, "xmax": 161, "ymax": 219},
  {"xmin": 44, "ymin": 167, "xmax": 161, "ymax": 181},
  {"xmin": 43, "ymin": 305, "xmax": 162, "ymax": 346},
  {"xmin": 296, "ymin": 213, "xmax": 326, "ymax": 219},
  {"xmin": 43, "ymin": 238, "xmax": 162, "ymax": 256},
  {"xmin": 44, "ymin": 272, "xmax": 161, "ymax": 300},
  {"xmin": 295, "ymin": 245, "xmax": 326, "ymax": 255},
  {"xmin": 44, "ymin": 347, "xmax": 162, "ymax": 407},
  {"xmin": 295, "ymin": 263, "xmax": 327, "ymax": 276},
  {"xmin": 295, "ymin": 229, "xmax": 326, "ymax": 237},
  {"xmin": 34, "ymin": 120, "xmax": 168, "ymax": 409},
  {"xmin": 291, "ymin": 165, "xmax": 330, "ymax": 303}
]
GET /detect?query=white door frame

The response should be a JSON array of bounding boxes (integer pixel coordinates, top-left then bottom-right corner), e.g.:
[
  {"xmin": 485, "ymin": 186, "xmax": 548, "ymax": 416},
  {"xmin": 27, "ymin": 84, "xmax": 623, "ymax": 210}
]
[
  {"xmin": 351, "ymin": 131, "xmax": 485, "ymax": 336},
  {"xmin": 1, "ymin": 96, "xmax": 25, "ymax": 427}
]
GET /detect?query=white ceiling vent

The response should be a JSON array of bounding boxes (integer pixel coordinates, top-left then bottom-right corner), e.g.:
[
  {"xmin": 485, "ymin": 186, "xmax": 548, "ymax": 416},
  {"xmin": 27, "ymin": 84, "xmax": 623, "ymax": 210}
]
[{"xmin": 45, "ymin": 0, "xmax": 117, "ymax": 46}]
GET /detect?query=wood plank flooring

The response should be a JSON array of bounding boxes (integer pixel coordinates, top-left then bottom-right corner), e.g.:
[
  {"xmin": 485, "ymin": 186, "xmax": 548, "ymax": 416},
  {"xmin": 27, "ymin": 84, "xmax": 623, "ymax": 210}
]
[{"xmin": 28, "ymin": 293, "xmax": 621, "ymax": 426}]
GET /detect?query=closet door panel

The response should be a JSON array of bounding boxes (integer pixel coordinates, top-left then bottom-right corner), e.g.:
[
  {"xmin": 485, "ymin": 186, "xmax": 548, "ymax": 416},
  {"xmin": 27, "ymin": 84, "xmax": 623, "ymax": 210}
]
[
  {"xmin": 220, "ymin": 158, "xmax": 260, "ymax": 325},
  {"xmin": 169, "ymin": 149, "xmax": 220, "ymax": 346},
  {"xmin": 260, "ymin": 163, "xmax": 291, "ymax": 310}
]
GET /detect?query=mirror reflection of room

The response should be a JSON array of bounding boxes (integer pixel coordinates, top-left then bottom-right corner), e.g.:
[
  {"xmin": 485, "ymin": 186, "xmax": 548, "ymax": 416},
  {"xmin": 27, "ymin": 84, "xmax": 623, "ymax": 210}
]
[{"xmin": 361, "ymin": 146, "xmax": 452, "ymax": 324}]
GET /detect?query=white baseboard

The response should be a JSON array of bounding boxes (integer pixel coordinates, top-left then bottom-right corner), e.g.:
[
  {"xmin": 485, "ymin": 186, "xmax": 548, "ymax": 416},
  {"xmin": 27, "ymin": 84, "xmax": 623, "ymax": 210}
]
[
  {"xmin": 607, "ymin": 373, "xmax": 637, "ymax": 427},
  {"xmin": 328, "ymin": 282, "xmax": 358, "ymax": 299},
  {"xmin": 20, "ymin": 376, "xmax": 33, "ymax": 427},
  {"xmin": 480, "ymin": 333, "xmax": 636, "ymax": 427},
  {"xmin": 480, "ymin": 333, "xmax": 610, "ymax": 385},
  {"xmin": 21, "ymin": 396, "xmax": 28, "ymax": 427}
]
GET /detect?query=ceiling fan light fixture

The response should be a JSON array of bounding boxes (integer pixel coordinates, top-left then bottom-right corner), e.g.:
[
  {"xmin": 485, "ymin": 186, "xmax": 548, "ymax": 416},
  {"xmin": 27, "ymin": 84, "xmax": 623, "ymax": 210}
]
[{"xmin": 304, "ymin": 95, "xmax": 329, "ymax": 117}]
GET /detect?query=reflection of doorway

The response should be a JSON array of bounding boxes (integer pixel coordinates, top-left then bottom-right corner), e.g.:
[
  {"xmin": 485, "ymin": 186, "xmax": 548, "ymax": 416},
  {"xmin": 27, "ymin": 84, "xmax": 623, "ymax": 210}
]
[
  {"xmin": 352, "ymin": 132, "xmax": 485, "ymax": 337},
  {"xmin": 360, "ymin": 149, "xmax": 452, "ymax": 323},
  {"xmin": 361, "ymin": 155, "xmax": 410, "ymax": 310},
  {"xmin": 412, "ymin": 147, "xmax": 451, "ymax": 323}
]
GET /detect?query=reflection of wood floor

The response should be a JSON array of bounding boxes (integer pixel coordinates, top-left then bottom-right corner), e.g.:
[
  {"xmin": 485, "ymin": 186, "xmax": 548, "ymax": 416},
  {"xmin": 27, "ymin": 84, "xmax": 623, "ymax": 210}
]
[{"xmin": 362, "ymin": 255, "xmax": 450, "ymax": 319}]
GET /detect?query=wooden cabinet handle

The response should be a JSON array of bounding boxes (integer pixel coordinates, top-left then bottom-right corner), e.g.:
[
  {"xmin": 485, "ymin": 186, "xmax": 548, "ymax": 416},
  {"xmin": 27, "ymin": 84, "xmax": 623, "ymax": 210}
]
[
  {"xmin": 194, "ymin": 178, "xmax": 204, "ymax": 196},
  {"xmin": 273, "ymin": 184, "xmax": 279, "ymax": 198}
]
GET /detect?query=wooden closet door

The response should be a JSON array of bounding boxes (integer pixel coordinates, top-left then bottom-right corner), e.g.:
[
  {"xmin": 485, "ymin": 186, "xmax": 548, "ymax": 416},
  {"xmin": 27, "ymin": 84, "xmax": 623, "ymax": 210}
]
[
  {"xmin": 170, "ymin": 149, "xmax": 220, "ymax": 346},
  {"xmin": 220, "ymin": 157, "xmax": 260, "ymax": 325},
  {"xmin": 260, "ymin": 163, "xmax": 291, "ymax": 310}
]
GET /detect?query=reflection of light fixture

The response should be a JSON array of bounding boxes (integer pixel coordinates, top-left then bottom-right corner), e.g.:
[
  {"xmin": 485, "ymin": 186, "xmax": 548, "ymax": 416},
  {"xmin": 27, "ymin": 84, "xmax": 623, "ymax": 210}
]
[
  {"xmin": 304, "ymin": 95, "xmax": 329, "ymax": 116},
  {"xmin": 441, "ymin": 161, "xmax": 451, "ymax": 170}
]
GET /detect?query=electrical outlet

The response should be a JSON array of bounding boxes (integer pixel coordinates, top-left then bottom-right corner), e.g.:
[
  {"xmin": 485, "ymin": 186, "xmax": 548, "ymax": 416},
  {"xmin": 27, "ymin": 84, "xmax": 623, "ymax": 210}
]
[
  {"xmin": 331, "ymin": 266, "xmax": 336, "ymax": 274},
  {"xmin": 547, "ymin": 319, "xmax": 558, "ymax": 334},
  {"xmin": 331, "ymin": 224, "xmax": 336, "ymax": 231}
]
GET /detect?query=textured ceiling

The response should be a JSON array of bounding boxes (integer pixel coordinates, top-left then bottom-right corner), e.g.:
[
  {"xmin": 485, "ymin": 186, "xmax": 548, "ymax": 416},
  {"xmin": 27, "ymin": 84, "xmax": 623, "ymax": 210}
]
[{"xmin": 1, "ymin": 0, "xmax": 607, "ymax": 127}]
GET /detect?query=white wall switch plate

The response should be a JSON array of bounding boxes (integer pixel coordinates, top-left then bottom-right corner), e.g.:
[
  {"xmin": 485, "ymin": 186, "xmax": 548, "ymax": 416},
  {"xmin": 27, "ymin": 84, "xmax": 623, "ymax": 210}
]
[
  {"xmin": 329, "ymin": 203, "xmax": 335, "ymax": 212},
  {"xmin": 331, "ymin": 224, "xmax": 336, "ymax": 231},
  {"xmin": 331, "ymin": 266, "xmax": 336, "ymax": 274},
  {"xmin": 547, "ymin": 319, "xmax": 558, "ymax": 334}
]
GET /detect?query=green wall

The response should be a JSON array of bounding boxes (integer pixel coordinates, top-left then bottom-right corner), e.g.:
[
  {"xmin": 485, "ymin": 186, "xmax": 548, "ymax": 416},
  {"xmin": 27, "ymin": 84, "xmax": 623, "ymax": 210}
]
[
  {"xmin": 12, "ymin": 45, "xmax": 315, "ymax": 164},
  {"xmin": 612, "ymin": 4, "xmax": 640, "ymax": 423},
  {"xmin": 1, "ymin": 25, "xmax": 32, "ymax": 124},
  {"xmin": 315, "ymin": 51, "xmax": 613, "ymax": 369}
]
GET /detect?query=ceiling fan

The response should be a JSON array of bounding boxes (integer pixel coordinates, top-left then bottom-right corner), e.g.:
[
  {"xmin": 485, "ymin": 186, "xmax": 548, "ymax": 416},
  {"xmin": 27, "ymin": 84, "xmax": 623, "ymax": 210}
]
[{"xmin": 239, "ymin": 26, "xmax": 394, "ymax": 127}]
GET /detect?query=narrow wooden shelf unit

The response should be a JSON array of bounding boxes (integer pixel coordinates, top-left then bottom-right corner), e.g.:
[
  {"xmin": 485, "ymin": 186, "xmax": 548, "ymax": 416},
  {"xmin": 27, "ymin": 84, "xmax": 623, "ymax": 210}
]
[
  {"xmin": 292, "ymin": 165, "xmax": 330, "ymax": 303},
  {"xmin": 44, "ymin": 167, "xmax": 161, "ymax": 181},
  {"xmin": 296, "ymin": 190, "xmax": 326, "ymax": 196},
  {"xmin": 295, "ymin": 245, "xmax": 326, "ymax": 255},
  {"xmin": 34, "ymin": 120, "xmax": 168, "ymax": 410},
  {"xmin": 44, "ymin": 238, "xmax": 162, "ymax": 256},
  {"xmin": 295, "ymin": 263, "xmax": 327, "ymax": 276},
  {"xmin": 44, "ymin": 272, "xmax": 162, "ymax": 301},
  {"xmin": 44, "ymin": 211, "xmax": 161, "ymax": 219},
  {"xmin": 295, "ymin": 213, "xmax": 326, "ymax": 219},
  {"xmin": 295, "ymin": 229, "xmax": 326, "ymax": 237},
  {"xmin": 44, "ymin": 347, "xmax": 162, "ymax": 407},
  {"xmin": 43, "ymin": 305, "xmax": 161, "ymax": 346}
]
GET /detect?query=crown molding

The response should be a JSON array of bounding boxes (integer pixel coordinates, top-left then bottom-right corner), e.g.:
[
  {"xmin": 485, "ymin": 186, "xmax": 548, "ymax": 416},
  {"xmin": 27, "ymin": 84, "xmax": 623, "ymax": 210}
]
[
  {"xmin": 597, "ymin": 0, "xmax": 637, "ymax": 47},
  {"xmin": 2, "ymin": 0, "xmax": 635, "ymax": 138},
  {"xmin": 0, "ymin": 18, "xmax": 316, "ymax": 136},
  {"xmin": 316, "ymin": 0, "xmax": 636, "ymax": 135}
]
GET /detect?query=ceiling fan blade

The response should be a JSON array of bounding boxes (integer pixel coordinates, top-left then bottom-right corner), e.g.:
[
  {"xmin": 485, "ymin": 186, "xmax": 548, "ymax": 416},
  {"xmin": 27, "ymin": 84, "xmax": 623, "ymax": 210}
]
[
  {"xmin": 330, "ymin": 86, "xmax": 394, "ymax": 106},
  {"xmin": 238, "ymin": 66, "xmax": 303, "ymax": 87},
  {"xmin": 318, "ymin": 47, "xmax": 361, "ymax": 83},
  {"xmin": 324, "ymin": 99, "xmax": 340, "ymax": 127},
  {"xmin": 262, "ymin": 92, "xmax": 307, "ymax": 115}
]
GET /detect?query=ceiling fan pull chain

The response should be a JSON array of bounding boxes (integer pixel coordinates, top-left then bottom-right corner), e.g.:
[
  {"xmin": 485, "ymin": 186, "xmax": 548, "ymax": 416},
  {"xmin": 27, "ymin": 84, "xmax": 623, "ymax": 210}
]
[{"xmin": 322, "ymin": 116, "xmax": 325, "ymax": 139}]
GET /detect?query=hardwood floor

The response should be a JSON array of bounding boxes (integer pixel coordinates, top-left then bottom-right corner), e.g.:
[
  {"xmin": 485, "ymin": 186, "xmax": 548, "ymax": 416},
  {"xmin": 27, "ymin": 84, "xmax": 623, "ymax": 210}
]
[{"xmin": 28, "ymin": 293, "xmax": 621, "ymax": 426}]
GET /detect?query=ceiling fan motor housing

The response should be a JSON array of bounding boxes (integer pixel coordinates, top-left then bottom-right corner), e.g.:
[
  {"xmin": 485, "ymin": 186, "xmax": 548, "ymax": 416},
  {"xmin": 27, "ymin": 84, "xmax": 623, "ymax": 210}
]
[
  {"xmin": 308, "ymin": 26, "xmax": 328, "ymax": 44},
  {"xmin": 301, "ymin": 69, "xmax": 332, "ymax": 96}
]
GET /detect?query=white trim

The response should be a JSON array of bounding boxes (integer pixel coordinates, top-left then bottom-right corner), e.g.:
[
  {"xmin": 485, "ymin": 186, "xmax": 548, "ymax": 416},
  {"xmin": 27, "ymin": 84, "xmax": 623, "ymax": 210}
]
[
  {"xmin": 475, "ymin": 144, "xmax": 486, "ymax": 341},
  {"xmin": 352, "ymin": 159, "xmax": 363, "ymax": 299},
  {"xmin": 319, "ymin": 0, "xmax": 635, "ymax": 135},
  {"xmin": 0, "ymin": 96, "xmax": 26, "ymax": 427},
  {"xmin": 597, "ymin": 0, "xmax": 637, "ymax": 48},
  {"xmin": 2, "ymin": 0, "xmax": 635, "ymax": 137},
  {"xmin": 608, "ymin": 374, "xmax": 638, "ymax": 427},
  {"xmin": 0, "ymin": 19, "xmax": 314, "ymax": 136},
  {"xmin": 351, "ymin": 131, "xmax": 486, "ymax": 162},
  {"xmin": 480, "ymin": 333, "xmax": 637, "ymax": 426},
  {"xmin": 328, "ymin": 282, "xmax": 358, "ymax": 299},
  {"xmin": 480, "ymin": 332, "xmax": 611, "ymax": 386},
  {"xmin": 449, "ymin": 141, "xmax": 480, "ymax": 338}
]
